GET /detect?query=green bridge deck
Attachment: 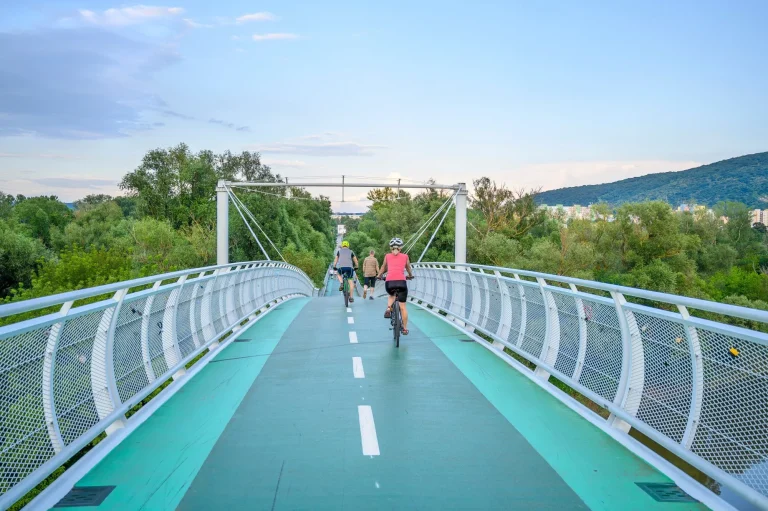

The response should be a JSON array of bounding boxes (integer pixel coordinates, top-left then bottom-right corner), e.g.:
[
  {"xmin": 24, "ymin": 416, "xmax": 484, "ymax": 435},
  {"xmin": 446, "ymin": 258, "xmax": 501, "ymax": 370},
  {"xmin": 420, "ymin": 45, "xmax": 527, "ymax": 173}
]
[{"xmin": 54, "ymin": 294, "xmax": 707, "ymax": 510}]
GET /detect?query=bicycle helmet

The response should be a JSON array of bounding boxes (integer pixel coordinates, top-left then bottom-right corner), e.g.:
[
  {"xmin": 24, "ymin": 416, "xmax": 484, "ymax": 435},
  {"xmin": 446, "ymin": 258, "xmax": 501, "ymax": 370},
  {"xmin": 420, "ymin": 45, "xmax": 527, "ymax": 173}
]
[
  {"xmin": 389, "ymin": 237, "xmax": 404, "ymax": 247},
  {"xmin": 341, "ymin": 240, "xmax": 350, "ymax": 248}
]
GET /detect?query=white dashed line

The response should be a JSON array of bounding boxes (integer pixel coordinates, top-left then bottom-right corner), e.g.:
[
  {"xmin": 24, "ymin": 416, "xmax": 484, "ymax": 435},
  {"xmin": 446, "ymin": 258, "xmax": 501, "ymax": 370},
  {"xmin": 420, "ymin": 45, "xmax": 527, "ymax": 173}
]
[
  {"xmin": 348, "ymin": 317, "xmax": 354, "ymax": 324},
  {"xmin": 353, "ymin": 357, "xmax": 365, "ymax": 378},
  {"xmin": 349, "ymin": 331, "xmax": 358, "ymax": 343},
  {"xmin": 346, "ymin": 307, "xmax": 352, "ymax": 313},
  {"xmin": 358, "ymin": 405, "xmax": 380, "ymax": 456}
]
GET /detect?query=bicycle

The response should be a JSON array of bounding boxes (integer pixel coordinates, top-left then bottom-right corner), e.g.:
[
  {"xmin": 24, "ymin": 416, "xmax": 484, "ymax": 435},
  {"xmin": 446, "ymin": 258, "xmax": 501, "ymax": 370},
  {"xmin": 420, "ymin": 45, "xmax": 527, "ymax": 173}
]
[
  {"xmin": 335, "ymin": 267, "xmax": 356, "ymax": 308},
  {"xmin": 382, "ymin": 275, "xmax": 414, "ymax": 348}
]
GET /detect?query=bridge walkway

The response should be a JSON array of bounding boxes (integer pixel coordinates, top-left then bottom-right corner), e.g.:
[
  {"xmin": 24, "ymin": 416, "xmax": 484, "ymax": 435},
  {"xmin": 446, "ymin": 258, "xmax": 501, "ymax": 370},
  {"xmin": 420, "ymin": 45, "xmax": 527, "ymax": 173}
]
[{"xmin": 53, "ymin": 295, "xmax": 706, "ymax": 510}]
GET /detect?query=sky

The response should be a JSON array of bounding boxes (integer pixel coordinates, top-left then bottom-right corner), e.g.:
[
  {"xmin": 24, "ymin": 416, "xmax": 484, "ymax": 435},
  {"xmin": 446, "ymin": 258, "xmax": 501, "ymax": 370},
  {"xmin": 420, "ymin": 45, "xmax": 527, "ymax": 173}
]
[{"xmin": 0, "ymin": 0, "xmax": 766, "ymax": 211}]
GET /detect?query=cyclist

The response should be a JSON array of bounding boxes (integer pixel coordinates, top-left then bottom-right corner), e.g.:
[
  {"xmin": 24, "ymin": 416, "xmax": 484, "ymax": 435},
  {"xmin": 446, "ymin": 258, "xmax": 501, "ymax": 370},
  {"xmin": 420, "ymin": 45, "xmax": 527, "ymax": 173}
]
[
  {"xmin": 377, "ymin": 237, "xmax": 414, "ymax": 335},
  {"xmin": 333, "ymin": 240, "xmax": 359, "ymax": 302}
]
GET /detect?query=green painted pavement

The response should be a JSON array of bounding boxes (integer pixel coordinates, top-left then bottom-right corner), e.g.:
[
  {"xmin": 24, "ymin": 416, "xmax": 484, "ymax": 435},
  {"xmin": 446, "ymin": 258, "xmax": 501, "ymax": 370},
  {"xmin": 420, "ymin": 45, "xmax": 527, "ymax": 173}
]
[
  {"xmin": 54, "ymin": 295, "xmax": 710, "ymax": 510},
  {"xmin": 408, "ymin": 307, "xmax": 709, "ymax": 511},
  {"xmin": 55, "ymin": 298, "xmax": 310, "ymax": 511},
  {"xmin": 177, "ymin": 297, "xmax": 587, "ymax": 510}
]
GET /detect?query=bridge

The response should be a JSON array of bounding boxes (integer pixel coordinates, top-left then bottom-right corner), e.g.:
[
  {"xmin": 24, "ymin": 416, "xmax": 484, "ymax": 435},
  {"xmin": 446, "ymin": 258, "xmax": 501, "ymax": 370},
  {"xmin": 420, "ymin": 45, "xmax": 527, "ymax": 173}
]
[{"xmin": 0, "ymin": 182, "xmax": 767, "ymax": 510}]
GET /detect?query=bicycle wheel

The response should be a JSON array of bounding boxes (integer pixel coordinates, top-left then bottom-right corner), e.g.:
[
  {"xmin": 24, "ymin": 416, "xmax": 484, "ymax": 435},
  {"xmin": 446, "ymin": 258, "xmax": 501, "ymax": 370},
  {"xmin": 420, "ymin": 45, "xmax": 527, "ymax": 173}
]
[
  {"xmin": 392, "ymin": 300, "xmax": 401, "ymax": 348},
  {"xmin": 343, "ymin": 278, "xmax": 349, "ymax": 308}
]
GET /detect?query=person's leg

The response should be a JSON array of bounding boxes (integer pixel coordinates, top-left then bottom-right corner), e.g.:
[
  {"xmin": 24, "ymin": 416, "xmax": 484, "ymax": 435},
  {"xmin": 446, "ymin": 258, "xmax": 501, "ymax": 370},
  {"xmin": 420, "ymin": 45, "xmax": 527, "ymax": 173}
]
[{"xmin": 399, "ymin": 301, "xmax": 408, "ymax": 330}]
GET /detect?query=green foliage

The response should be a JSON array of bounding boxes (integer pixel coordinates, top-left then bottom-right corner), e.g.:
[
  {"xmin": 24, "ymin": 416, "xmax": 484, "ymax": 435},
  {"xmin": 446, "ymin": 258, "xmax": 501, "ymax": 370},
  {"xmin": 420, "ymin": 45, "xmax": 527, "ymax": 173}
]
[
  {"xmin": 0, "ymin": 144, "xmax": 334, "ymax": 303},
  {"xmin": 0, "ymin": 220, "xmax": 48, "ymax": 296},
  {"xmin": 537, "ymin": 152, "xmax": 768, "ymax": 208},
  {"xmin": 346, "ymin": 181, "xmax": 768, "ymax": 307},
  {"xmin": 5, "ymin": 248, "xmax": 132, "ymax": 303},
  {"xmin": 12, "ymin": 196, "xmax": 73, "ymax": 247}
]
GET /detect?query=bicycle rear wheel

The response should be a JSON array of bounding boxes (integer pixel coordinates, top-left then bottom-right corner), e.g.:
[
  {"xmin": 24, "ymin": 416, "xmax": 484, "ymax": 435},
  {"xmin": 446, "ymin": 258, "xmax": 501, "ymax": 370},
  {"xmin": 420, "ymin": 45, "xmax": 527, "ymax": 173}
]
[
  {"xmin": 392, "ymin": 300, "xmax": 401, "ymax": 348},
  {"xmin": 343, "ymin": 278, "xmax": 349, "ymax": 308}
]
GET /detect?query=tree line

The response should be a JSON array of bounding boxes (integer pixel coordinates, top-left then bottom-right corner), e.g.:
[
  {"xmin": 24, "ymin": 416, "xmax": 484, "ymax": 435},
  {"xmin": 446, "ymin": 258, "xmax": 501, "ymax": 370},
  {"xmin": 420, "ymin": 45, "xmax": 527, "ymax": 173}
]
[
  {"xmin": 342, "ymin": 178, "xmax": 768, "ymax": 319},
  {"xmin": 0, "ymin": 144, "xmax": 335, "ymax": 306}
]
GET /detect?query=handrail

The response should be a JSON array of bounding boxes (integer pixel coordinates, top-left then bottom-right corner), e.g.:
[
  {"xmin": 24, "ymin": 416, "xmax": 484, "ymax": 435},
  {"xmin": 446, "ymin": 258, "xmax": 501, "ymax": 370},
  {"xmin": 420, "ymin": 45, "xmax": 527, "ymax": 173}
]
[
  {"xmin": 0, "ymin": 261, "xmax": 313, "ymax": 320},
  {"xmin": 400, "ymin": 262, "xmax": 768, "ymax": 509},
  {"xmin": 423, "ymin": 262, "xmax": 768, "ymax": 324},
  {"xmin": 0, "ymin": 262, "xmax": 315, "ymax": 509}
]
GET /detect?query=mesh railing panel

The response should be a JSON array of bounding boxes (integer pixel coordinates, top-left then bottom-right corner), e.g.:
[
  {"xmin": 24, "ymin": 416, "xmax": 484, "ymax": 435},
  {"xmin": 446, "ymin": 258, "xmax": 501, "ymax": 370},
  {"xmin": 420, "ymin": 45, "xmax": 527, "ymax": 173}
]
[
  {"xmin": 408, "ymin": 263, "xmax": 768, "ymax": 505},
  {"xmin": 0, "ymin": 262, "xmax": 314, "ymax": 506},
  {"xmin": 0, "ymin": 328, "xmax": 52, "ymax": 495},
  {"xmin": 553, "ymin": 293, "xmax": 580, "ymax": 378}
]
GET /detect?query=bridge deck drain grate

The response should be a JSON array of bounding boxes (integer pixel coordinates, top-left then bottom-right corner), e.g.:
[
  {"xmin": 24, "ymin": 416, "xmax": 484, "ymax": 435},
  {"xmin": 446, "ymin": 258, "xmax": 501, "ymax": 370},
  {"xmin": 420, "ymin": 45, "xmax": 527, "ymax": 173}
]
[
  {"xmin": 635, "ymin": 482, "xmax": 697, "ymax": 503},
  {"xmin": 54, "ymin": 486, "xmax": 115, "ymax": 507}
]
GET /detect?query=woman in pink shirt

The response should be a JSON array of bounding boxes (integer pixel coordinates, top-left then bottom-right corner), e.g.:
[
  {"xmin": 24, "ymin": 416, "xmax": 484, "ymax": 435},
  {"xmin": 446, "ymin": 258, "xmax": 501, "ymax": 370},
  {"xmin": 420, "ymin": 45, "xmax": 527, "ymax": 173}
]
[{"xmin": 377, "ymin": 237, "xmax": 414, "ymax": 334}]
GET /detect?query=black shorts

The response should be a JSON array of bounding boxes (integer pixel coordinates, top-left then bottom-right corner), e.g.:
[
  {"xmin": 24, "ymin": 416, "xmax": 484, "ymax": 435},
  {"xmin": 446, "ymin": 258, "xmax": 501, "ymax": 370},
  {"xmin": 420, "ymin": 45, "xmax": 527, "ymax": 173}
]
[
  {"xmin": 364, "ymin": 276, "xmax": 377, "ymax": 287},
  {"xmin": 385, "ymin": 280, "xmax": 408, "ymax": 301},
  {"xmin": 339, "ymin": 267, "xmax": 355, "ymax": 278}
]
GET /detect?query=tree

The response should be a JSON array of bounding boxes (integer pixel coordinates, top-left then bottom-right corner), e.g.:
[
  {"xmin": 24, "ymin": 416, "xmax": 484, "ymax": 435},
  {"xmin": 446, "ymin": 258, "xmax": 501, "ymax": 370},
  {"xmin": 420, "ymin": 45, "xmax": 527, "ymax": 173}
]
[
  {"xmin": 470, "ymin": 178, "xmax": 545, "ymax": 238},
  {"xmin": 75, "ymin": 194, "xmax": 113, "ymax": 209},
  {"xmin": 13, "ymin": 196, "xmax": 73, "ymax": 247},
  {"xmin": 0, "ymin": 222, "xmax": 48, "ymax": 297}
]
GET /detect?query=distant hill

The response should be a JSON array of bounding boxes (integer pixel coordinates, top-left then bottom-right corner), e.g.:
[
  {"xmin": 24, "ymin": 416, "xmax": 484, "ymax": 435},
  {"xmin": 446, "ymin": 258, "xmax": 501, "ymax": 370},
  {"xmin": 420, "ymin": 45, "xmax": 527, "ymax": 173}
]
[{"xmin": 536, "ymin": 152, "xmax": 768, "ymax": 208}]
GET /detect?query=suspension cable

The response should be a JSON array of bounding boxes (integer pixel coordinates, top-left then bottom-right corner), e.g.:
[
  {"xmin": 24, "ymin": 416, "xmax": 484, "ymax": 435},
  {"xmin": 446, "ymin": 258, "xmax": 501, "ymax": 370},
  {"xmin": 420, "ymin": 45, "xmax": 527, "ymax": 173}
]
[
  {"xmin": 403, "ymin": 192, "xmax": 456, "ymax": 254},
  {"xmin": 402, "ymin": 195, "xmax": 452, "ymax": 252},
  {"xmin": 418, "ymin": 200, "xmax": 454, "ymax": 263},
  {"xmin": 227, "ymin": 187, "xmax": 287, "ymax": 262},
  {"xmin": 226, "ymin": 188, "xmax": 270, "ymax": 260}
]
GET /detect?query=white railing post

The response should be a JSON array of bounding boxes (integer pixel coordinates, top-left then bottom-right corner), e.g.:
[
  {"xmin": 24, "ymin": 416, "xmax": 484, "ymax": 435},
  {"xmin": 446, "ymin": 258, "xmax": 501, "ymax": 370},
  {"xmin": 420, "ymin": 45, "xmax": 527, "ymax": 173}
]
[
  {"xmin": 140, "ymin": 281, "xmax": 162, "ymax": 386},
  {"xmin": 42, "ymin": 301, "xmax": 73, "ymax": 454},
  {"xmin": 493, "ymin": 270, "xmax": 512, "ymax": 349},
  {"xmin": 94, "ymin": 287, "xmax": 129, "ymax": 435},
  {"xmin": 569, "ymin": 284, "xmax": 588, "ymax": 383},
  {"xmin": 609, "ymin": 291, "xmax": 645, "ymax": 433},
  {"xmin": 513, "ymin": 274, "xmax": 527, "ymax": 349},
  {"xmin": 164, "ymin": 276, "xmax": 187, "ymax": 380},
  {"xmin": 535, "ymin": 277, "xmax": 560, "ymax": 380},
  {"xmin": 678, "ymin": 305, "xmax": 704, "ymax": 449}
]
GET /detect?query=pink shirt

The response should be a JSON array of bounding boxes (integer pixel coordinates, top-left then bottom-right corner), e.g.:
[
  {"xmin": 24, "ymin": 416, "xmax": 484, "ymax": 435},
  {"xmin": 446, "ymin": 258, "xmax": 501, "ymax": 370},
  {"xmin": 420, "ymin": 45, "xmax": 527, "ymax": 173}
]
[{"xmin": 385, "ymin": 252, "xmax": 409, "ymax": 281}]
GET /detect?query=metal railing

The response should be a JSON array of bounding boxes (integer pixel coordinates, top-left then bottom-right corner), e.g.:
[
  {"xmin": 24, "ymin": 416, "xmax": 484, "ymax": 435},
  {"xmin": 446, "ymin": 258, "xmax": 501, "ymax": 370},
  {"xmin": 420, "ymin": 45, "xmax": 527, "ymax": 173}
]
[
  {"xmin": 0, "ymin": 261, "xmax": 314, "ymax": 509},
  {"xmin": 387, "ymin": 262, "xmax": 768, "ymax": 509}
]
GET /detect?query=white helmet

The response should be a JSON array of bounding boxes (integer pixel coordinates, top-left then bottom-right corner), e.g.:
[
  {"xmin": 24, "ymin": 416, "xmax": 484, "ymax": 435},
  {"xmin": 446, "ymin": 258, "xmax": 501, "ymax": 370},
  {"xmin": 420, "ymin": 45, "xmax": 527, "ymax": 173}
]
[{"xmin": 389, "ymin": 237, "xmax": 404, "ymax": 247}]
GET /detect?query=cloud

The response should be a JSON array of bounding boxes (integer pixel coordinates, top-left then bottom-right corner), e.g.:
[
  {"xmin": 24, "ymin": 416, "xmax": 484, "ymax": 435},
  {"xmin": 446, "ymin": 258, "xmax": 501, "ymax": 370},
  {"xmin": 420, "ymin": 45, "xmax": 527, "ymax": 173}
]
[
  {"xmin": 252, "ymin": 33, "xmax": 298, "ymax": 41},
  {"xmin": 258, "ymin": 141, "xmax": 384, "ymax": 156},
  {"xmin": 157, "ymin": 109, "xmax": 194, "ymax": 120},
  {"xmin": 68, "ymin": 5, "xmax": 184, "ymax": 27},
  {"xmin": 512, "ymin": 160, "xmax": 704, "ymax": 191},
  {"xmin": 263, "ymin": 159, "xmax": 307, "ymax": 168},
  {"xmin": 0, "ymin": 153, "xmax": 84, "ymax": 160},
  {"xmin": 183, "ymin": 18, "xmax": 213, "ymax": 29},
  {"xmin": 236, "ymin": 12, "xmax": 276, "ymax": 23},
  {"xmin": 0, "ymin": 29, "xmax": 181, "ymax": 139},
  {"xmin": 27, "ymin": 177, "xmax": 116, "ymax": 189},
  {"xmin": 209, "ymin": 118, "xmax": 250, "ymax": 132}
]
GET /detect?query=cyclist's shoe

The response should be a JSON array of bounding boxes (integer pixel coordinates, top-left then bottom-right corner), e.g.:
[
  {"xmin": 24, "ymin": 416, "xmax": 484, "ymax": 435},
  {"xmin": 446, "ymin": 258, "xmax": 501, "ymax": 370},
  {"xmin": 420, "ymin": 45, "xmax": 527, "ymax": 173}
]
[
  {"xmin": 349, "ymin": 297, "xmax": 354, "ymax": 303},
  {"xmin": 338, "ymin": 285, "xmax": 343, "ymax": 291},
  {"xmin": 384, "ymin": 309, "xmax": 391, "ymax": 319},
  {"xmin": 402, "ymin": 328, "xmax": 409, "ymax": 335}
]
